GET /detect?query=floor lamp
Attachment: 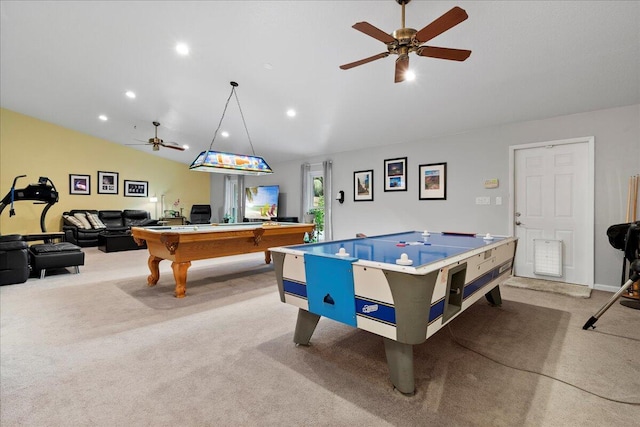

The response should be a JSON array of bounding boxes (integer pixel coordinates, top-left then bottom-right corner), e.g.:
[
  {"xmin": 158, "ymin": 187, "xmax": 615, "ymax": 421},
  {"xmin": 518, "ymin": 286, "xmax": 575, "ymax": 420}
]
[{"xmin": 149, "ymin": 196, "xmax": 158, "ymax": 219}]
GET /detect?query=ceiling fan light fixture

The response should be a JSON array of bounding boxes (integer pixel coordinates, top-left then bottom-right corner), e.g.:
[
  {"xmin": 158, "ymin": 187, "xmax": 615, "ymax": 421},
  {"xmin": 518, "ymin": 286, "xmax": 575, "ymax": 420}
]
[{"xmin": 189, "ymin": 81, "xmax": 273, "ymax": 175}]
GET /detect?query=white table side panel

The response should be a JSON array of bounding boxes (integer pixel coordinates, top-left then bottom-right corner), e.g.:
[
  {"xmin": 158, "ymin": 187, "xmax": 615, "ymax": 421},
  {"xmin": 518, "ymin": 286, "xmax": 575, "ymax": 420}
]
[
  {"xmin": 353, "ymin": 266, "xmax": 394, "ymax": 305},
  {"xmin": 356, "ymin": 316, "xmax": 397, "ymax": 340},
  {"xmin": 284, "ymin": 294, "xmax": 308, "ymax": 310},
  {"xmin": 283, "ymin": 253, "xmax": 306, "ymax": 283}
]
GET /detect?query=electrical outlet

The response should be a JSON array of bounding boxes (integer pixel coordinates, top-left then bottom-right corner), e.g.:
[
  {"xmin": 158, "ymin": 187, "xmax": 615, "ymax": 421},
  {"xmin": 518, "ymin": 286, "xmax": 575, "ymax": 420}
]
[
  {"xmin": 496, "ymin": 196, "xmax": 502, "ymax": 205},
  {"xmin": 475, "ymin": 197, "xmax": 490, "ymax": 205}
]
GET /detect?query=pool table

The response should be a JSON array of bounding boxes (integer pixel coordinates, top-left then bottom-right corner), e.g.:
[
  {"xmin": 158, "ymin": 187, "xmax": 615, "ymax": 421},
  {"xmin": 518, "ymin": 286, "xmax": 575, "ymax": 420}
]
[{"xmin": 131, "ymin": 222, "xmax": 314, "ymax": 298}]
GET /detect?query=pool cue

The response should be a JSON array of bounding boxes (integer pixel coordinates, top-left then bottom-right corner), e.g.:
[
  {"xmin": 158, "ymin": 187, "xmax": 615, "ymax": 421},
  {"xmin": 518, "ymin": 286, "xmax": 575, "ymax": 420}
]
[
  {"xmin": 583, "ymin": 259, "xmax": 640, "ymax": 329},
  {"xmin": 633, "ymin": 175, "xmax": 638, "ymax": 222},
  {"xmin": 626, "ymin": 177, "xmax": 631, "ymax": 222}
]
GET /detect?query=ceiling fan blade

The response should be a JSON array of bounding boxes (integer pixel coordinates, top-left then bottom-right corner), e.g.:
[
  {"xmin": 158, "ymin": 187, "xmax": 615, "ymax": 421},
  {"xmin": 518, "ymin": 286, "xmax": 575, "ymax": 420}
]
[
  {"xmin": 160, "ymin": 142, "xmax": 185, "ymax": 151},
  {"xmin": 352, "ymin": 22, "xmax": 396, "ymax": 44},
  {"xmin": 394, "ymin": 55, "xmax": 409, "ymax": 83},
  {"xmin": 340, "ymin": 52, "xmax": 389, "ymax": 70},
  {"xmin": 414, "ymin": 6, "xmax": 468, "ymax": 44},
  {"xmin": 416, "ymin": 46, "xmax": 471, "ymax": 61}
]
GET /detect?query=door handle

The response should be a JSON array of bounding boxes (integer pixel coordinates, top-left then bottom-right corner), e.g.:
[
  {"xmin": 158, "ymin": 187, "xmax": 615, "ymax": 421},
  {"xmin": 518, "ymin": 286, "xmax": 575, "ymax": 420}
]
[{"xmin": 515, "ymin": 220, "xmax": 524, "ymax": 226}]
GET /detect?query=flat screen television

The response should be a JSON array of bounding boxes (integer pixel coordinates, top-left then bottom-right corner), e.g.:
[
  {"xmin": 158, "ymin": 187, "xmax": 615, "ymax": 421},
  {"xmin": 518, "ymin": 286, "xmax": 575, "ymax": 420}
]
[{"xmin": 244, "ymin": 185, "xmax": 279, "ymax": 220}]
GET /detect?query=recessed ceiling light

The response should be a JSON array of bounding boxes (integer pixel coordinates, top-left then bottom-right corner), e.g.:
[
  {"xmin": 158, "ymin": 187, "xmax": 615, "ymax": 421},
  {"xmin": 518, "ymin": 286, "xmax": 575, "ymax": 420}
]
[
  {"xmin": 98, "ymin": 115, "xmax": 108, "ymax": 121},
  {"xmin": 286, "ymin": 109, "xmax": 296, "ymax": 117},
  {"xmin": 405, "ymin": 70, "xmax": 416, "ymax": 81},
  {"xmin": 221, "ymin": 131, "xmax": 229, "ymax": 138},
  {"xmin": 176, "ymin": 43, "xmax": 189, "ymax": 55},
  {"xmin": 125, "ymin": 91, "xmax": 136, "ymax": 99}
]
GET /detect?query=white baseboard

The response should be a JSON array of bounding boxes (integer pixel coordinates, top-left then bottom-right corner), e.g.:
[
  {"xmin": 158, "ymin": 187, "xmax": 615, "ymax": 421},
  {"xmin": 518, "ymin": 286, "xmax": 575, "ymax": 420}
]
[{"xmin": 593, "ymin": 283, "xmax": 619, "ymax": 293}]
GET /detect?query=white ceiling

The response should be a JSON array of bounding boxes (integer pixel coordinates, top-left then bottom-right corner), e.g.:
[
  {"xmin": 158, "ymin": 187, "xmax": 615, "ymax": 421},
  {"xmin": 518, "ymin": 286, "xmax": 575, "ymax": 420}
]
[{"xmin": 1, "ymin": 1, "xmax": 639, "ymax": 166}]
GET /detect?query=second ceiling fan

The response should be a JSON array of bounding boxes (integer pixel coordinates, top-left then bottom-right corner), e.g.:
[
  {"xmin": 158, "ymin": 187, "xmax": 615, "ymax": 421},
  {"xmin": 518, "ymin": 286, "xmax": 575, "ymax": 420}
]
[
  {"xmin": 340, "ymin": 0, "xmax": 471, "ymax": 83},
  {"xmin": 130, "ymin": 121, "xmax": 185, "ymax": 152}
]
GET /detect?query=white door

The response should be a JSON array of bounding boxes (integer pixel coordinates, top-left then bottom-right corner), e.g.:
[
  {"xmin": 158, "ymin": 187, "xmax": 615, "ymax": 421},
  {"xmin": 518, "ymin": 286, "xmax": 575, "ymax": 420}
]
[{"xmin": 510, "ymin": 137, "xmax": 594, "ymax": 286}]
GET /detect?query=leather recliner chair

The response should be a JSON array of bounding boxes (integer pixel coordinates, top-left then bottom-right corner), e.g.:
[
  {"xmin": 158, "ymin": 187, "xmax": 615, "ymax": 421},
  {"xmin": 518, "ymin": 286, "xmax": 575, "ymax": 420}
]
[
  {"xmin": 189, "ymin": 205, "xmax": 212, "ymax": 224},
  {"xmin": 0, "ymin": 234, "xmax": 29, "ymax": 285}
]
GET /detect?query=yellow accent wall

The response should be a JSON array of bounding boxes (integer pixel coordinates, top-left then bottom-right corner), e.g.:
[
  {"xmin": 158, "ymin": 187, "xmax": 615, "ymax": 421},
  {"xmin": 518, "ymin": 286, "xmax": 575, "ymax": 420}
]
[{"xmin": 0, "ymin": 108, "xmax": 210, "ymax": 235}]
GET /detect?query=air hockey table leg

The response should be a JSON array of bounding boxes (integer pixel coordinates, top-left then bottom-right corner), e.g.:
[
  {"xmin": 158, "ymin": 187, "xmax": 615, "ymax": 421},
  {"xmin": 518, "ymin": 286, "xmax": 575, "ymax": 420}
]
[
  {"xmin": 485, "ymin": 285, "xmax": 502, "ymax": 306},
  {"xmin": 293, "ymin": 309, "xmax": 321, "ymax": 346},
  {"xmin": 383, "ymin": 337, "xmax": 415, "ymax": 395}
]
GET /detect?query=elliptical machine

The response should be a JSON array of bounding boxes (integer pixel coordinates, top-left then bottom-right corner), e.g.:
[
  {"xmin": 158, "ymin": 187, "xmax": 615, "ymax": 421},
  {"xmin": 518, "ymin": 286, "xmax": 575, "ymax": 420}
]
[{"xmin": 0, "ymin": 175, "xmax": 59, "ymax": 232}]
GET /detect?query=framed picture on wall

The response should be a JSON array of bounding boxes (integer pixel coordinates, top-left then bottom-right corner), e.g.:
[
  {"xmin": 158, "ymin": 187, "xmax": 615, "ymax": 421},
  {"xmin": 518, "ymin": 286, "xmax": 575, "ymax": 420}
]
[
  {"xmin": 97, "ymin": 171, "xmax": 119, "ymax": 195},
  {"xmin": 384, "ymin": 157, "xmax": 407, "ymax": 191},
  {"xmin": 418, "ymin": 162, "xmax": 447, "ymax": 200},
  {"xmin": 124, "ymin": 180, "xmax": 148, "ymax": 197},
  {"xmin": 69, "ymin": 174, "xmax": 90, "ymax": 195},
  {"xmin": 353, "ymin": 169, "xmax": 374, "ymax": 201}
]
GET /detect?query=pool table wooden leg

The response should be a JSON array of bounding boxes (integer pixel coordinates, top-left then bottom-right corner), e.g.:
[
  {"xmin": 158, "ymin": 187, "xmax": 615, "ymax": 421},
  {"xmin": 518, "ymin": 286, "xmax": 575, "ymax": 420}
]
[
  {"xmin": 171, "ymin": 261, "xmax": 191, "ymax": 298},
  {"xmin": 293, "ymin": 309, "xmax": 320, "ymax": 346},
  {"xmin": 147, "ymin": 255, "xmax": 162, "ymax": 287},
  {"xmin": 383, "ymin": 337, "xmax": 415, "ymax": 395},
  {"xmin": 264, "ymin": 250, "xmax": 271, "ymax": 264}
]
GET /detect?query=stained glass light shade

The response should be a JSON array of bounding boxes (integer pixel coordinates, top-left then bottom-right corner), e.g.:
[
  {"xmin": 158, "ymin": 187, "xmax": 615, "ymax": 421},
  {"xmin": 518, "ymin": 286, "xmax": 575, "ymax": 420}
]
[{"xmin": 189, "ymin": 150, "xmax": 273, "ymax": 175}]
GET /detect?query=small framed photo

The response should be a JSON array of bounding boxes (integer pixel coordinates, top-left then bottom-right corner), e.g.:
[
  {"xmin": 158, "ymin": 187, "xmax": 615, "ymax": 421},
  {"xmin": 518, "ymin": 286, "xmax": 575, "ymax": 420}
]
[
  {"xmin": 384, "ymin": 157, "xmax": 407, "ymax": 192},
  {"xmin": 418, "ymin": 162, "xmax": 447, "ymax": 200},
  {"xmin": 97, "ymin": 171, "xmax": 119, "ymax": 195},
  {"xmin": 354, "ymin": 170, "xmax": 374, "ymax": 201},
  {"xmin": 124, "ymin": 180, "xmax": 148, "ymax": 197},
  {"xmin": 69, "ymin": 174, "xmax": 90, "ymax": 195}
]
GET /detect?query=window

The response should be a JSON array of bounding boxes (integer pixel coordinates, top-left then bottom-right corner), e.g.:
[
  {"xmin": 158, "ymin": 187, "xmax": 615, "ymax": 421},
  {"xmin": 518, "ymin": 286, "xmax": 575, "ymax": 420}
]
[{"xmin": 305, "ymin": 166, "xmax": 325, "ymax": 241}]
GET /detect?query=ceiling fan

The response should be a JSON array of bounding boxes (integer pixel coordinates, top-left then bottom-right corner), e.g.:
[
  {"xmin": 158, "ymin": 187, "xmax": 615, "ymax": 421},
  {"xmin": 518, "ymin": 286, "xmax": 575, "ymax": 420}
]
[
  {"xmin": 130, "ymin": 121, "xmax": 185, "ymax": 151},
  {"xmin": 340, "ymin": 0, "xmax": 471, "ymax": 83}
]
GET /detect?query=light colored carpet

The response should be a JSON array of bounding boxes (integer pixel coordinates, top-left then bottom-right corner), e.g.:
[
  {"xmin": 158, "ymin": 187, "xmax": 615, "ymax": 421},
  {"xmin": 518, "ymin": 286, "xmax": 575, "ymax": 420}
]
[
  {"xmin": 1, "ymin": 248, "xmax": 638, "ymax": 426},
  {"xmin": 504, "ymin": 276, "xmax": 592, "ymax": 298}
]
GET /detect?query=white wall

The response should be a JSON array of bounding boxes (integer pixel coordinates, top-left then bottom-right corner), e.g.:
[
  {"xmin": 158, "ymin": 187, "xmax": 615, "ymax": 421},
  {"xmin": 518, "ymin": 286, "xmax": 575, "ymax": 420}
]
[{"xmin": 214, "ymin": 104, "xmax": 640, "ymax": 289}]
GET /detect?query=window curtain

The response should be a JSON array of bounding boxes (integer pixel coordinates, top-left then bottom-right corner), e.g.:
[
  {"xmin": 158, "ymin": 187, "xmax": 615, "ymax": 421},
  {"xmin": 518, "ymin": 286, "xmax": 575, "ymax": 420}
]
[
  {"xmin": 236, "ymin": 175, "xmax": 245, "ymax": 222},
  {"xmin": 323, "ymin": 160, "xmax": 333, "ymax": 241},
  {"xmin": 300, "ymin": 162, "xmax": 311, "ymax": 221}
]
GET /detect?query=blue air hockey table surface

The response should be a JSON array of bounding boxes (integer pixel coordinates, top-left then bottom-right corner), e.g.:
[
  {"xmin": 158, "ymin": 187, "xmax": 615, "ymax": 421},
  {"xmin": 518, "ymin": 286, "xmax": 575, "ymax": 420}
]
[{"xmin": 270, "ymin": 231, "xmax": 518, "ymax": 395}]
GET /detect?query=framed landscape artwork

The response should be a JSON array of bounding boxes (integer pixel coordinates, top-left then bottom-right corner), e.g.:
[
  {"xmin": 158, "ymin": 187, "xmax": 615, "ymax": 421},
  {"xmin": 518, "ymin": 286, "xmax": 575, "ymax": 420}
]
[
  {"xmin": 97, "ymin": 171, "xmax": 119, "ymax": 195},
  {"xmin": 384, "ymin": 157, "xmax": 407, "ymax": 191},
  {"xmin": 124, "ymin": 180, "xmax": 148, "ymax": 197},
  {"xmin": 354, "ymin": 170, "xmax": 374, "ymax": 201},
  {"xmin": 69, "ymin": 174, "xmax": 90, "ymax": 195},
  {"xmin": 418, "ymin": 162, "xmax": 447, "ymax": 200}
]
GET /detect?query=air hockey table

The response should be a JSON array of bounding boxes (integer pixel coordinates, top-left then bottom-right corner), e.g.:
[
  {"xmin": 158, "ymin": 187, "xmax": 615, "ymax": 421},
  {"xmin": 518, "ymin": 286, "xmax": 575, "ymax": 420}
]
[{"xmin": 270, "ymin": 230, "xmax": 518, "ymax": 395}]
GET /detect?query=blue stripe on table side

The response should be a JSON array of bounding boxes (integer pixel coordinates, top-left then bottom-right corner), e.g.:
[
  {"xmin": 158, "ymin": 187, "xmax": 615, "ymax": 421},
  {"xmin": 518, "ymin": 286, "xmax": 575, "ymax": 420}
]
[
  {"xmin": 288, "ymin": 258, "xmax": 513, "ymax": 326},
  {"xmin": 283, "ymin": 279, "xmax": 307, "ymax": 299},
  {"xmin": 463, "ymin": 259, "xmax": 513, "ymax": 299},
  {"xmin": 429, "ymin": 299, "xmax": 445, "ymax": 323},
  {"xmin": 355, "ymin": 298, "xmax": 396, "ymax": 325},
  {"xmin": 355, "ymin": 297, "xmax": 446, "ymax": 326}
]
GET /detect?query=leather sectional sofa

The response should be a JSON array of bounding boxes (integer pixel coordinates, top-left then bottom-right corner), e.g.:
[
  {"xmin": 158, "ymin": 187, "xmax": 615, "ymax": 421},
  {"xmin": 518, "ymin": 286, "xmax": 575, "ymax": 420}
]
[{"xmin": 62, "ymin": 209, "xmax": 157, "ymax": 247}]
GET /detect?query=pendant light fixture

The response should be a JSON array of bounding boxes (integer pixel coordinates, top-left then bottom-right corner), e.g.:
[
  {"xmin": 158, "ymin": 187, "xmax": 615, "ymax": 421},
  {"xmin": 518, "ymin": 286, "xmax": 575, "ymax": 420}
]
[{"xmin": 189, "ymin": 81, "xmax": 273, "ymax": 175}]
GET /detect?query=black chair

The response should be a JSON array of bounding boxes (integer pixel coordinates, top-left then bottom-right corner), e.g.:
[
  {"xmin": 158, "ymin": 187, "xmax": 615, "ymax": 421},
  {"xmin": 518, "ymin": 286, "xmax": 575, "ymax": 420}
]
[
  {"xmin": 0, "ymin": 235, "xmax": 29, "ymax": 285},
  {"xmin": 189, "ymin": 205, "xmax": 212, "ymax": 224}
]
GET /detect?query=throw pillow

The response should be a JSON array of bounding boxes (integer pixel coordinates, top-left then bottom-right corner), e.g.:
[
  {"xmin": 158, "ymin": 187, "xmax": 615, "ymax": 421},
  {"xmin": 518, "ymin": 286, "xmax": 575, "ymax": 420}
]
[
  {"xmin": 73, "ymin": 212, "xmax": 92, "ymax": 229},
  {"xmin": 63, "ymin": 214, "xmax": 85, "ymax": 228},
  {"xmin": 86, "ymin": 212, "xmax": 107, "ymax": 229}
]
